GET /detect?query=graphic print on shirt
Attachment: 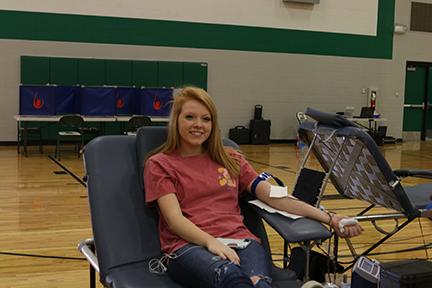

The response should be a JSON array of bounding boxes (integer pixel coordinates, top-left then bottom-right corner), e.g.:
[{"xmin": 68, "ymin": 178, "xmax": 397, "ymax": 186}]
[{"xmin": 217, "ymin": 167, "xmax": 236, "ymax": 188}]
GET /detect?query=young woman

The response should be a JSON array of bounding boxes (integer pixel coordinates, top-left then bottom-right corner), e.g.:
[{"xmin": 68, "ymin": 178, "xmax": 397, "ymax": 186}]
[{"xmin": 144, "ymin": 87, "xmax": 362, "ymax": 288}]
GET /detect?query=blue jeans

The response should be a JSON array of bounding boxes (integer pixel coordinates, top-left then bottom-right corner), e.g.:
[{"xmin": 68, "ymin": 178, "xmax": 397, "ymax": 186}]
[{"xmin": 167, "ymin": 239, "xmax": 272, "ymax": 288}]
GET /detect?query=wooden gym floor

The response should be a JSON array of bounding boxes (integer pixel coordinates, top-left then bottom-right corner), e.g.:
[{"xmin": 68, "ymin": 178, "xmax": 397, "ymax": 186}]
[{"xmin": 1, "ymin": 140, "xmax": 432, "ymax": 287}]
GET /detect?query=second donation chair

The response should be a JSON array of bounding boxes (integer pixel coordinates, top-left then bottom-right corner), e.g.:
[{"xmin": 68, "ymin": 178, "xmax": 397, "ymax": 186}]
[{"xmin": 298, "ymin": 107, "xmax": 432, "ymax": 271}]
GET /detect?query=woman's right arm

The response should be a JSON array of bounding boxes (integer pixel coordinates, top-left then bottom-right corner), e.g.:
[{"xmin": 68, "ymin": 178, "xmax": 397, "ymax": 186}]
[{"xmin": 157, "ymin": 193, "xmax": 240, "ymax": 264}]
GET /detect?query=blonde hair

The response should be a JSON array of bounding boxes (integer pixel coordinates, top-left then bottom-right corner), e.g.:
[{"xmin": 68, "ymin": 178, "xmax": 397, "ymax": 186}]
[{"xmin": 148, "ymin": 87, "xmax": 240, "ymax": 176}]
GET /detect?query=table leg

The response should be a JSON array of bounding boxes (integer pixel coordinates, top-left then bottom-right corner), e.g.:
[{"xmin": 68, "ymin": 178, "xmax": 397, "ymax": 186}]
[
  {"xmin": 16, "ymin": 121, "xmax": 20, "ymax": 154},
  {"xmin": 23, "ymin": 128, "xmax": 28, "ymax": 157}
]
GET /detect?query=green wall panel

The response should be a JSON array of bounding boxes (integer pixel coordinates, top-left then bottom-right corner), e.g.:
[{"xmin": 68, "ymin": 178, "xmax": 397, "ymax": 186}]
[
  {"xmin": 78, "ymin": 59, "xmax": 105, "ymax": 85},
  {"xmin": 21, "ymin": 56, "xmax": 50, "ymax": 85},
  {"xmin": 158, "ymin": 62, "xmax": 183, "ymax": 87},
  {"xmin": 405, "ymin": 67, "xmax": 426, "ymax": 104},
  {"xmin": 183, "ymin": 63, "xmax": 208, "ymax": 90},
  {"xmin": 132, "ymin": 61, "xmax": 158, "ymax": 87},
  {"xmin": 22, "ymin": 57, "xmax": 207, "ymax": 90},
  {"xmin": 403, "ymin": 108, "xmax": 423, "ymax": 131},
  {"xmin": 2, "ymin": 0, "xmax": 395, "ymax": 59},
  {"xmin": 404, "ymin": 66, "xmax": 426, "ymax": 132},
  {"xmin": 428, "ymin": 68, "xmax": 432, "ymax": 130},
  {"xmin": 50, "ymin": 57, "xmax": 78, "ymax": 85},
  {"xmin": 105, "ymin": 60, "xmax": 132, "ymax": 86}
]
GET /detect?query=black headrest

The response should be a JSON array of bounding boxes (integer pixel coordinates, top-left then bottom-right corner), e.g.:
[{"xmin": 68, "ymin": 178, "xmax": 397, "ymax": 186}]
[{"xmin": 305, "ymin": 107, "xmax": 356, "ymax": 128}]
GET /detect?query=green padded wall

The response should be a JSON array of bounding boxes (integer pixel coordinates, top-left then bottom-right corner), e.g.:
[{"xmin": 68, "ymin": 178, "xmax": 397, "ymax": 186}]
[
  {"xmin": 21, "ymin": 56, "xmax": 207, "ymax": 89},
  {"xmin": 78, "ymin": 58, "xmax": 105, "ymax": 85},
  {"xmin": 105, "ymin": 60, "xmax": 132, "ymax": 86},
  {"xmin": 183, "ymin": 62, "xmax": 208, "ymax": 90},
  {"xmin": 50, "ymin": 57, "xmax": 78, "ymax": 86},
  {"xmin": 21, "ymin": 56, "xmax": 50, "ymax": 85},
  {"xmin": 158, "ymin": 61, "xmax": 183, "ymax": 87},
  {"xmin": 132, "ymin": 61, "xmax": 158, "ymax": 87}
]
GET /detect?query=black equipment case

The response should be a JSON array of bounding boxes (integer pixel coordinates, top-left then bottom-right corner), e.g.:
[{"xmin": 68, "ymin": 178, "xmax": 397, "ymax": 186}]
[
  {"xmin": 229, "ymin": 125, "xmax": 250, "ymax": 144},
  {"xmin": 250, "ymin": 119, "xmax": 271, "ymax": 144},
  {"xmin": 380, "ymin": 259, "xmax": 432, "ymax": 287}
]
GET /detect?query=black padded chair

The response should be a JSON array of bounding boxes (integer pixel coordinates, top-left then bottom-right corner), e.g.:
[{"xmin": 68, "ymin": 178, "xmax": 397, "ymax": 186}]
[
  {"xmin": 298, "ymin": 107, "xmax": 432, "ymax": 271},
  {"xmin": 78, "ymin": 126, "xmax": 333, "ymax": 287},
  {"xmin": 124, "ymin": 115, "xmax": 152, "ymax": 135},
  {"xmin": 55, "ymin": 114, "xmax": 84, "ymax": 160}
]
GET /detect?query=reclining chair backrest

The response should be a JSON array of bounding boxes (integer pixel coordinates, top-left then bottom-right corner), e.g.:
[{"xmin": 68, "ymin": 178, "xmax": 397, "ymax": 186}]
[
  {"xmin": 83, "ymin": 135, "xmax": 163, "ymax": 279},
  {"xmin": 299, "ymin": 108, "xmax": 418, "ymax": 219},
  {"xmin": 136, "ymin": 126, "xmax": 168, "ymax": 192}
]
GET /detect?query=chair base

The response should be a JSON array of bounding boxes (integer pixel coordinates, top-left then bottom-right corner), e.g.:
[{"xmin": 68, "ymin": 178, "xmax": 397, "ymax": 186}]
[{"xmin": 55, "ymin": 139, "xmax": 83, "ymax": 160}]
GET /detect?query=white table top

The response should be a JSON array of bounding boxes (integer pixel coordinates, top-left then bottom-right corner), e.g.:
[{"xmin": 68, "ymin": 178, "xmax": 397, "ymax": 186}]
[
  {"xmin": 347, "ymin": 117, "xmax": 387, "ymax": 123},
  {"xmin": 14, "ymin": 115, "xmax": 169, "ymax": 122},
  {"xmin": 14, "ymin": 115, "xmax": 61, "ymax": 122},
  {"xmin": 14, "ymin": 115, "xmax": 115, "ymax": 122}
]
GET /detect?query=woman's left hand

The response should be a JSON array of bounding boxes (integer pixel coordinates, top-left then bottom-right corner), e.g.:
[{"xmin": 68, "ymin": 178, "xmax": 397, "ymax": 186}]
[{"xmin": 331, "ymin": 214, "xmax": 363, "ymax": 238}]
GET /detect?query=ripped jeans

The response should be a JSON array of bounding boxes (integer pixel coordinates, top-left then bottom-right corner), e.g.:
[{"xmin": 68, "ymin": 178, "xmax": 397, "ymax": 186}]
[{"xmin": 167, "ymin": 239, "xmax": 272, "ymax": 288}]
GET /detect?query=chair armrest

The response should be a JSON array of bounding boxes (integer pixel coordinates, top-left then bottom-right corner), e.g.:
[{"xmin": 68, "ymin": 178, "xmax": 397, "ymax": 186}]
[
  {"xmin": 250, "ymin": 205, "xmax": 332, "ymax": 243},
  {"xmin": 393, "ymin": 169, "xmax": 432, "ymax": 179},
  {"xmin": 77, "ymin": 238, "xmax": 100, "ymax": 273}
]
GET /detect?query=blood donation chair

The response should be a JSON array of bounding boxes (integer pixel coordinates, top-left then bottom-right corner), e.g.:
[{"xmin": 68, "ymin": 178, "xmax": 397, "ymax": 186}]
[
  {"xmin": 78, "ymin": 126, "xmax": 332, "ymax": 287},
  {"xmin": 297, "ymin": 107, "xmax": 432, "ymax": 271}
]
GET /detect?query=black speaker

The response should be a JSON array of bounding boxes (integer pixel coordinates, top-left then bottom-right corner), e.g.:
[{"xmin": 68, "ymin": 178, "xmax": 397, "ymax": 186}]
[
  {"xmin": 254, "ymin": 105, "xmax": 263, "ymax": 120},
  {"xmin": 367, "ymin": 130, "xmax": 383, "ymax": 146},
  {"xmin": 250, "ymin": 119, "xmax": 270, "ymax": 144}
]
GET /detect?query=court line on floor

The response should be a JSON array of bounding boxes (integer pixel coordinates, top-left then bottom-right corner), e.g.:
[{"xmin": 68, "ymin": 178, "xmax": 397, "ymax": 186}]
[
  {"xmin": 48, "ymin": 155, "xmax": 87, "ymax": 187},
  {"xmin": 0, "ymin": 251, "xmax": 85, "ymax": 260}
]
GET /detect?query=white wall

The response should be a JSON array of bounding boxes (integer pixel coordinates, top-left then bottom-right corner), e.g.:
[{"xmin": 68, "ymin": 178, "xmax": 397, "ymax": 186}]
[{"xmin": 0, "ymin": 0, "xmax": 378, "ymax": 35}]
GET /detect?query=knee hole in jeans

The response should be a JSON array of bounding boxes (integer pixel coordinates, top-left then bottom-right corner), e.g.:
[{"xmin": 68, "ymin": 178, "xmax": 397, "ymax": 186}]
[
  {"xmin": 214, "ymin": 262, "xmax": 254, "ymax": 288},
  {"xmin": 252, "ymin": 275, "xmax": 272, "ymax": 288}
]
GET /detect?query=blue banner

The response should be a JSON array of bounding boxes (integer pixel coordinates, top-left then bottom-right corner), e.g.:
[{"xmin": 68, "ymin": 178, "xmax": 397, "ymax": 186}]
[
  {"xmin": 80, "ymin": 87, "xmax": 116, "ymax": 116},
  {"xmin": 55, "ymin": 86, "xmax": 79, "ymax": 115},
  {"xmin": 19, "ymin": 86, "xmax": 173, "ymax": 117},
  {"xmin": 115, "ymin": 87, "xmax": 136, "ymax": 115},
  {"xmin": 136, "ymin": 88, "xmax": 173, "ymax": 116},
  {"xmin": 19, "ymin": 86, "xmax": 55, "ymax": 115}
]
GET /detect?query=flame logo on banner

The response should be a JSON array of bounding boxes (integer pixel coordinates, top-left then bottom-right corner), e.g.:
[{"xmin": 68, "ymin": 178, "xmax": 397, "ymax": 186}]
[
  {"xmin": 33, "ymin": 93, "xmax": 44, "ymax": 109},
  {"xmin": 116, "ymin": 98, "xmax": 125, "ymax": 109},
  {"xmin": 153, "ymin": 95, "xmax": 162, "ymax": 110}
]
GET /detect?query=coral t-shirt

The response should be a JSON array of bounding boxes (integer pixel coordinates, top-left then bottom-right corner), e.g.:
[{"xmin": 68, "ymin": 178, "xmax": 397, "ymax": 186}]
[{"xmin": 144, "ymin": 150, "xmax": 259, "ymax": 253}]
